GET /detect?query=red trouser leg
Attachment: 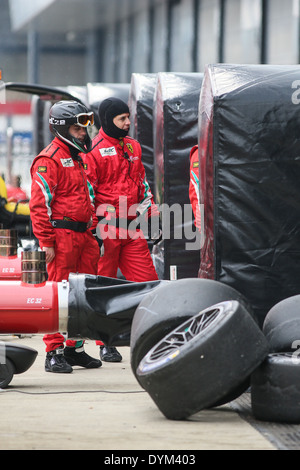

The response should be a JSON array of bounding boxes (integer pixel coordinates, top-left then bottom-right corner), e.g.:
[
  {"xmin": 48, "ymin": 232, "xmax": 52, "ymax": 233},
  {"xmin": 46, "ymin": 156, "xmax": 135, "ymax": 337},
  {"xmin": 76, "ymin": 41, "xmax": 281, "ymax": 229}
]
[
  {"xmin": 97, "ymin": 226, "xmax": 158, "ymax": 281},
  {"xmin": 97, "ymin": 225, "xmax": 121, "ymax": 278},
  {"xmin": 95, "ymin": 226, "xmax": 158, "ymax": 347},
  {"xmin": 43, "ymin": 229, "xmax": 99, "ymax": 352},
  {"xmin": 95, "ymin": 228, "xmax": 120, "ymax": 346},
  {"xmin": 43, "ymin": 333, "xmax": 66, "ymax": 353},
  {"xmin": 119, "ymin": 230, "xmax": 158, "ymax": 282},
  {"xmin": 95, "ymin": 228, "xmax": 158, "ymax": 346}
]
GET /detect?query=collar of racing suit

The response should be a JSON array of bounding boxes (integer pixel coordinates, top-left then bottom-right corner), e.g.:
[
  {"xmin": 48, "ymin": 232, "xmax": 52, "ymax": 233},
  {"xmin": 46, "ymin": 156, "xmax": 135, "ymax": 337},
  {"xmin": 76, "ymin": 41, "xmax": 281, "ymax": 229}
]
[{"xmin": 98, "ymin": 128, "xmax": 128, "ymax": 146}]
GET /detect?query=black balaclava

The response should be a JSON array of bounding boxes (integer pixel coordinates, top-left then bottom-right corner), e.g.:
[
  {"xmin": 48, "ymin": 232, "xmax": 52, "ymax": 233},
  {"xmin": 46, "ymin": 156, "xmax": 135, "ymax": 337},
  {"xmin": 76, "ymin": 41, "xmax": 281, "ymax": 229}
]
[{"xmin": 98, "ymin": 97, "xmax": 130, "ymax": 139}]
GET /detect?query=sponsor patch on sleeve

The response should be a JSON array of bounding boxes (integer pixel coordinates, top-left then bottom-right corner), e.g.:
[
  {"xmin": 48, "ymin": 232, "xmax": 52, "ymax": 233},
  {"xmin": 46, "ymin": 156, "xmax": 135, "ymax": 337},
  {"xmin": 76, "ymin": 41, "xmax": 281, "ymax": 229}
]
[{"xmin": 38, "ymin": 166, "xmax": 47, "ymax": 173}]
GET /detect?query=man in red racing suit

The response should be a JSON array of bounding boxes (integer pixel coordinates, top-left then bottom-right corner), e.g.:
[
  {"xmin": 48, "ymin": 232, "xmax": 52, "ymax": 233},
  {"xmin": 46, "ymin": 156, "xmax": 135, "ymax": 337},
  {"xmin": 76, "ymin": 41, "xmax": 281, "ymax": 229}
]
[
  {"xmin": 83, "ymin": 97, "xmax": 160, "ymax": 362},
  {"xmin": 189, "ymin": 145, "xmax": 201, "ymax": 231},
  {"xmin": 30, "ymin": 100, "xmax": 101, "ymax": 373}
]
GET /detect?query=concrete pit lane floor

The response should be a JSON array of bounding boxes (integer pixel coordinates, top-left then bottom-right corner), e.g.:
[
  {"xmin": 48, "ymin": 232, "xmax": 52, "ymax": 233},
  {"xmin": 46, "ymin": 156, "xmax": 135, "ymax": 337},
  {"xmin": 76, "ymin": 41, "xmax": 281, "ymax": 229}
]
[{"xmin": 0, "ymin": 335, "xmax": 280, "ymax": 451}]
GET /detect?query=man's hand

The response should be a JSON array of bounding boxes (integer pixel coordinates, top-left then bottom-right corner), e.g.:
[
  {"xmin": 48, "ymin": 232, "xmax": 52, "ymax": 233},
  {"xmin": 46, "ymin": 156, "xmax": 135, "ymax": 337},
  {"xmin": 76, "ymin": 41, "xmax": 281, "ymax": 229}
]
[
  {"xmin": 87, "ymin": 215, "xmax": 93, "ymax": 229},
  {"xmin": 92, "ymin": 229, "xmax": 105, "ymax": 257},
  {"xmin": 42, "ymin": 246, "xmax": 55, "ymax": 264},
  {"xmin": 147, "ymin": 216, "xmax": 162, "ymax": 244}
]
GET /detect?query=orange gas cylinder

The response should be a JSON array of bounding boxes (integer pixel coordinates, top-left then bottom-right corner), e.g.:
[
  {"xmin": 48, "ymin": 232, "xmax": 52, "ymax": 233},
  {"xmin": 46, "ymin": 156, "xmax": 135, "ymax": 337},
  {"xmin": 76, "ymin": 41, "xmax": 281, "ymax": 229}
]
[
  {"xmin": 0, "ymin": 272, "xmax": 159, "ymax": 344},
  {"xmin": 0, "ymin": 247, "xmax": 67, "ymax": 335},
  {"xmin": 0, "ymin": 279, "xmax": 68, "ymax": 335}
]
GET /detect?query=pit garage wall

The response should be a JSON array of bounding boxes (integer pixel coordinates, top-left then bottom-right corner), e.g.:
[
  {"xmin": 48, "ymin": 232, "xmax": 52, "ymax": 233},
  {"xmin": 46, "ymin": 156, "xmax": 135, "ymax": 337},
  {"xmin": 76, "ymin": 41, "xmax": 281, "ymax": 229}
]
[{"xmin": 198, "ymin": 64, "xmax": 300, "ymax": 327}]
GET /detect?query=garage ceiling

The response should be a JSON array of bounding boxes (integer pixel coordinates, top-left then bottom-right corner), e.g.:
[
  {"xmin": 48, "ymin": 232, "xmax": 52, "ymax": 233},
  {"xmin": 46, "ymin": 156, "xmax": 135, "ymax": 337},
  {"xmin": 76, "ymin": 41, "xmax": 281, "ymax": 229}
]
[{"xmin": 9, "ymin": 0, "xmax": 158, "ymax": 33}]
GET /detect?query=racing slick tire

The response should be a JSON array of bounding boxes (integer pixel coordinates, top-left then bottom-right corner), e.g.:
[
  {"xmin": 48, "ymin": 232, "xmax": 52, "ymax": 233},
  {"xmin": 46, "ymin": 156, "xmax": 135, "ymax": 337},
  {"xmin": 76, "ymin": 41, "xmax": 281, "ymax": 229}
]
[
  {"xmin": 136, "ymin": 300, "xmax": 269, "ymax": 420},
  {"xmin": 251, "ymin": 352, "xmax": 300, "ymax": 423},
  {"xmin": 0, "ymin": 358, "xmax": 15, "ymax": 389},
  {"xmin": 263, "ymin": 295, "xmax": 300, "ymax": 353},
  {"xmin": 130, "ymin": 278, "xmax": 253, "ymax": 383}
]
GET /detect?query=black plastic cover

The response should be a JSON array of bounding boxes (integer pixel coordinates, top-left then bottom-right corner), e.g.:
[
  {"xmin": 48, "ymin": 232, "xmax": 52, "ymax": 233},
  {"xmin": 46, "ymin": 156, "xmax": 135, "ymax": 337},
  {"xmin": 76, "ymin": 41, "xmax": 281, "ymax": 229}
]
[
  {"xmin": 67, "ymin": 273, "xmax": 163, "ymax": 345},
  {"xmin": 198, "ymin": 64, "xmax": 300, "ymax": 326},
  {"xmin": 87, "ymin": 82, "xmax": 130, "ymax": 129},
  {"xmin": 152, "ymin": 72, "xmax": 203, "ymax": 280},
  {"xmin": 128, "ymin": 73, "xmax": 157, "ymax": 190},
  {"xmin": 5, "ymin": 343, "xmax": 38, "ymax": 374}
]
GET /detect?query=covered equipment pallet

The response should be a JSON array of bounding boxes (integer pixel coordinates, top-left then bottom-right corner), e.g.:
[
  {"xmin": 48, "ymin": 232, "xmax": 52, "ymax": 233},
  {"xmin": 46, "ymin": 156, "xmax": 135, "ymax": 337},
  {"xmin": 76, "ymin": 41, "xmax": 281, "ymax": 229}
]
[
  {"xmin": 198, "ymin": 64, "xmax": 300, "ymax": 326},
  {"xmin": 153, "ymin": 72, "xmax": 203, "ymax": 280},
  {"xmin": 129, "ymin": 73, "xmax": 157, "ymax": 190}
]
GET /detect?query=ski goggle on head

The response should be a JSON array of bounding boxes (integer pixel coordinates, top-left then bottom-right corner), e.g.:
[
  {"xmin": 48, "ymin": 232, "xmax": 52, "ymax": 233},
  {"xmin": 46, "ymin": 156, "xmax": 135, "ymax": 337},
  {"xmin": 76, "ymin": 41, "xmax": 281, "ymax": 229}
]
[{"xmin": 74, "ymin": 112, "xmax": 94, "ymax": 127}]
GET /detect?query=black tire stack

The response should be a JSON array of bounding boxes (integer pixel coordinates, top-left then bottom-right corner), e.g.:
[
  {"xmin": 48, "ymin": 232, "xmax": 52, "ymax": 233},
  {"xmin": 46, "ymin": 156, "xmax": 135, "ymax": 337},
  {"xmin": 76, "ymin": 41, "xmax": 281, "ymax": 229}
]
[
  {"xmin": 252, "ymin": 295, "xmax": 300, "ymax": 424},
  {"xmin": 130, "ymin": 279, "xmax": 300, "ymax": 423},
  {"xmin": 130, "ymin": 278, "xmax": 269, "ymax": 420}
]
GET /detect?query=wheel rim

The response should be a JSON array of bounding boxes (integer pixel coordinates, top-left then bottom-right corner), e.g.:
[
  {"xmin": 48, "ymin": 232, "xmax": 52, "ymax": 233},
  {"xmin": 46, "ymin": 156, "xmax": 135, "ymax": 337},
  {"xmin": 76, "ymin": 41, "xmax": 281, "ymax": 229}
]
[{"xmin": 138, "ymin": 301, "xmax": 234, "ymax": 374}]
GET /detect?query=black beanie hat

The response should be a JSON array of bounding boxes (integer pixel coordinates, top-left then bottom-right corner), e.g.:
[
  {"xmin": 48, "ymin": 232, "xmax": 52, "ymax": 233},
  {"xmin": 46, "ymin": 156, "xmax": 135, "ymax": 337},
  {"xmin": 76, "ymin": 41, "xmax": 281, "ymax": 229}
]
[{"xmin": 98, "ymin": 97, "xmax": 130, "ymax": 139}]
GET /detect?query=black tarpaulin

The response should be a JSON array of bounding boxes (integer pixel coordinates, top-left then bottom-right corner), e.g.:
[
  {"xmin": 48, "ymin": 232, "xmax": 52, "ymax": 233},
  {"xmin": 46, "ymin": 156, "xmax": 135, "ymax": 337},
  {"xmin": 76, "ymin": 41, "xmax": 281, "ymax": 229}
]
[
  {"xmin": 199, "ymin": 63, "xmax": 300, "ymax": 327},
  {"xmin": 67, "ymin": 273, "xmax": 163, "ymax": 345},
  {"xmin": 86, "ymin": 82, "xmax": 130, "ymax": 129},
  {"xmin": 152, "ymin": 72, "xmax": 203, "ymax": 280},
  {"xmin": 128, "ymin": 73, "xmax": 157, "ymax": 190}
]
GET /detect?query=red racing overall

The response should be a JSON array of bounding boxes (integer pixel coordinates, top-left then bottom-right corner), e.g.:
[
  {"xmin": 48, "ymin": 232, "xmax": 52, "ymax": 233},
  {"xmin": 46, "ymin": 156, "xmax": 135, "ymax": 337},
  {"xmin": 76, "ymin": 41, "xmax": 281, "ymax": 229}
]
[
  {"xmin": 189, "ymin": 145, "xmax": 201, "ymax": 231},
  {"xmin": 30, "ymin": 137, "xmax": 100, "ymax": 352},
  {"xmin": 83, "ymin": 128, "xmax": 159, "ymax": 282}
]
